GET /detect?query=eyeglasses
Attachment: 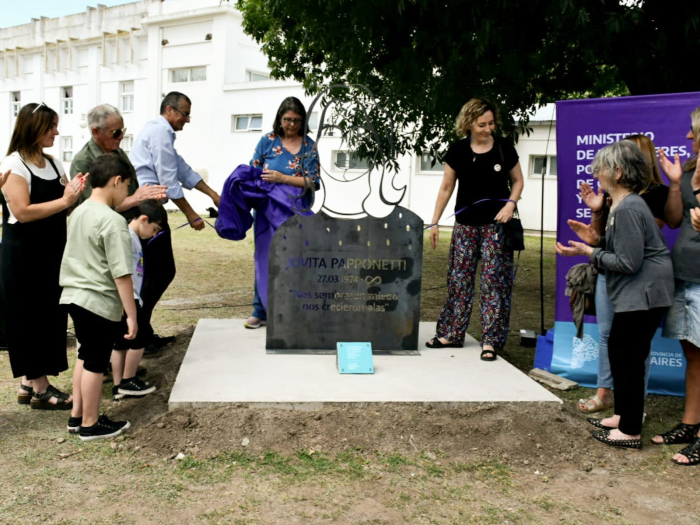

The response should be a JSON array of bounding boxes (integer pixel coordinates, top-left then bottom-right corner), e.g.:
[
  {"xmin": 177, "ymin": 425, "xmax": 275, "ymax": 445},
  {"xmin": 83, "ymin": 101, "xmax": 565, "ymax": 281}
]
[
  {"xmin": 282, "ymin": 117, "xmax": 302, "ymax": 125},
  {"xmin": 105, "ymin": 127, "xmax": 127, "ymax": 139},
  {"xmin": 170, "ymin": 106, "xmax": 191, "ymax": 119},
  {"xmin": 32, "ymin": 102, "xmax": 47, "ymax": 114}
]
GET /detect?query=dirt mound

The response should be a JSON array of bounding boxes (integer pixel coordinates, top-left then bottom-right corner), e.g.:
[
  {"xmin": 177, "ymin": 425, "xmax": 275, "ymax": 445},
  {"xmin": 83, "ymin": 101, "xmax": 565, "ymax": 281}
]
[{"xmin": 108, "ymin": 330, "xmax": 637, "ymax": 475}]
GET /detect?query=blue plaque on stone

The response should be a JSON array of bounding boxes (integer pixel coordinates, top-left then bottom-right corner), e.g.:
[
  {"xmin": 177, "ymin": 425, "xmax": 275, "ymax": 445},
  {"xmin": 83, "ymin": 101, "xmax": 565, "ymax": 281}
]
[{"xmin": 337, "ymin": 342, "xmax": 374, "ymax": 374}]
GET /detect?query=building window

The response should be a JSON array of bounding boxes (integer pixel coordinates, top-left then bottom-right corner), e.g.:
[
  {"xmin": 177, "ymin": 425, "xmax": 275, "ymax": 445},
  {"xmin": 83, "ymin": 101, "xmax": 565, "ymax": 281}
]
[
  {"xmin": 62, "ymin": 137, "xmax": 73, "ymax": 162},
  {"xmin": 530, "ymin": 155, "xmax": 557, "ymax": 177},
  {"xmin": 62, "ymin": 87, "xmax": 74, "ymax": 115},
  {"xmin": 418, "ymin": 152, "xmax": 445, "ymax": 173},
  {"xmin": 121, "ymin": 135, "xmax": 133, "ymax": 153},
  {"xmin": 232, "ymin": 114, "xmax": 263, "ymax": 132},
  {"xmin": 170, "ymin": 66, "xmax": 206, "ymax": 83},
  {"xmin": 334, "ymin": 151, "xmax": 369, "ymax": 170},
  {"xmin": 11, "ymin": 92, "xmax": 21, "ymax": 117},
  {"xmin": 246, "ymin": 70, "xmax": 270, "ymax": 82},
  {"xmin": 121, "ymin": 82, "xmax": 134, "ymax": 113}
]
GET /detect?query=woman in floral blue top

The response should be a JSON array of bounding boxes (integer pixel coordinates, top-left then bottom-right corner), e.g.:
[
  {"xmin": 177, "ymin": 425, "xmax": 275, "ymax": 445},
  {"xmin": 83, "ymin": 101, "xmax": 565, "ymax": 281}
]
[{"xmin": 245, "ymin": 96, "xmax": 319, "ymax": 328}]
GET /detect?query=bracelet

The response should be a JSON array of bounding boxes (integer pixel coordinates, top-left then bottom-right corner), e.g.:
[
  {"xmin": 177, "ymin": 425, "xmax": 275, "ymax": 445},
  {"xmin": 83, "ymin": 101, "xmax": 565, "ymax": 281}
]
[{"xmin": 693, "ymin": 188, "xmax": 700, "ymax": 196}]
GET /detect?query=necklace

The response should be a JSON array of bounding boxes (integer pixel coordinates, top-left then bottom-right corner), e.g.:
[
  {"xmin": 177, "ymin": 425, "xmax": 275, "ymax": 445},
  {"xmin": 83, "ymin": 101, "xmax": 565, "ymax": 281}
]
[
  {"xmin": 610, "ymin": 190, "xmax": 633, "ymax": 212},
  {"xmin": 470, "ymin": 137, "xmax": 493, "ymax": 162}
]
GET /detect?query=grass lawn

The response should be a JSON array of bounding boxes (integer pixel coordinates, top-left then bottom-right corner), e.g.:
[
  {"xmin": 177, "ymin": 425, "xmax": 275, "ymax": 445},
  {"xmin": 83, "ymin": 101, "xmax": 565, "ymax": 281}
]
[{"xmin": 0, "ymin": 212, "xmax": 696, "ymax": 524}]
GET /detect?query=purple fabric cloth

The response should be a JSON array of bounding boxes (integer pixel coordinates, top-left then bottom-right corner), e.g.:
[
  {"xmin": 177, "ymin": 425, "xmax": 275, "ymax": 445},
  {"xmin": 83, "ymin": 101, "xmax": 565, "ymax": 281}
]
[{"xmin": 215, "ymin": 164, "xmax": 312, "ymax": 309}]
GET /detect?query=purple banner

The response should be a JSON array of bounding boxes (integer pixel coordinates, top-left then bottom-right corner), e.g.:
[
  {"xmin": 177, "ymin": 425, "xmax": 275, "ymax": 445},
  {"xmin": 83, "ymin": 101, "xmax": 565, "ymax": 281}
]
[{"xmin": 552, "ymin": 92, "xmax": 700, "ymax": 396}]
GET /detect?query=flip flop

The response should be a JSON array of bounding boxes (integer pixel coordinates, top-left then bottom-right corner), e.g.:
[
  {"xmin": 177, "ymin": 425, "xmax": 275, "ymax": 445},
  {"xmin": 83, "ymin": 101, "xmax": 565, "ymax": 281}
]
[{"xmin": 425, "ymin": 337, "xmax": 463, "ymax": 349}]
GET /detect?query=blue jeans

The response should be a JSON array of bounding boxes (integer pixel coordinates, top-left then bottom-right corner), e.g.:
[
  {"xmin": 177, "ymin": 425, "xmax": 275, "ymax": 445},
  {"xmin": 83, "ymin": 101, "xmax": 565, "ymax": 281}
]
[{"xmin": 595, "ymin": 272, "xmax": 651, "ymax": 394}]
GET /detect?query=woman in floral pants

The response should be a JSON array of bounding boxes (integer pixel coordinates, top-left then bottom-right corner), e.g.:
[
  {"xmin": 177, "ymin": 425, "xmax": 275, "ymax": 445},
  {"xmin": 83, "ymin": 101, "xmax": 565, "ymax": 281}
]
[{"xmin": 426, "ymin": 98, "xmax": 524, "ymax": 361}]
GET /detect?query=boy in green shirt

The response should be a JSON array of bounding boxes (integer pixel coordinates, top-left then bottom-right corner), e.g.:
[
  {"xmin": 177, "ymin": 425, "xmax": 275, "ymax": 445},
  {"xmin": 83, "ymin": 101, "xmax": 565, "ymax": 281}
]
[{"xmin": 60, "ymin": 152, "xmax": 137, "ymax": 441}]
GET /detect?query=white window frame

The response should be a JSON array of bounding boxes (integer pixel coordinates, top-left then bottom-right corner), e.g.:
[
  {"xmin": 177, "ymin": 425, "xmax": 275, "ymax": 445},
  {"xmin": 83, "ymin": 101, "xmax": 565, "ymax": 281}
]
[
  {"xmin": 170, "ymin": 66, "xmax": 207, "ymax": 83},
  {"xmin": 62, "ymin": 87, "xmax": 73, "ymax": 115},
  {"xmin": 61, "ymin": 136, "xmax": 73, "ymax": 162},
  {"xmin": 332, "ymin": 151, "xmax": 370, "ymax": 171},
  {"xmin": 529, "ymin": 154, "xmax": 557, "ymax": 178},
  {"xmin": 121, "ymin": 135, "xmax": 134, "ymax": 153},
  {"xmin": 246, "ymin": 69, "xmax": 270, "ymax": 82},
  {"xmin": 11, "ymin": 91, "xmax": 21, "ymax": 117},
  {"xmin": 417, "ymin": 152, "xmax": 445, "ymax": 174},
  {"xmin": 232, "ymin": 114, "xmax": 263, "ymax": 132},
  {"xmin": 120, "ymin": 81, "xmax": 134, "ymax": 113}
]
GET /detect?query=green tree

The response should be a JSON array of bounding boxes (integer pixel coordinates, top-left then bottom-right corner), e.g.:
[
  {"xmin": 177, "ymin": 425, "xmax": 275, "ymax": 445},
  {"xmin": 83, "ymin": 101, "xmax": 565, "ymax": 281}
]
[{"xmin": 237, "ymin": 0, "xmax": 699, "ymax": 161}]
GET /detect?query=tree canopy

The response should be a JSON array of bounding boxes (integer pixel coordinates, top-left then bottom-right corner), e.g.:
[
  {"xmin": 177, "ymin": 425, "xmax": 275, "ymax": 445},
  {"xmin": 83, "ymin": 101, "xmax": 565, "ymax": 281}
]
[{"xmin": 236, "ymin": 0, "xmax": 700, "ymax": 162}]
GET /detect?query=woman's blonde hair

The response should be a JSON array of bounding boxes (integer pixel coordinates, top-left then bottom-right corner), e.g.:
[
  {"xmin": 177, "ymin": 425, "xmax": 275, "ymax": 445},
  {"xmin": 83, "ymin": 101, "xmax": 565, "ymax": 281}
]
[
  {"xmin": 682, "ymin": 106, "xmax": 700, "ymax": 173},
  {"xmin": 455, "ymin": 98, "xmax": 499, "ymax": 138},
  {"xmin": 623, "ymin": 134, "xmax": 662, "ymax": 194}
]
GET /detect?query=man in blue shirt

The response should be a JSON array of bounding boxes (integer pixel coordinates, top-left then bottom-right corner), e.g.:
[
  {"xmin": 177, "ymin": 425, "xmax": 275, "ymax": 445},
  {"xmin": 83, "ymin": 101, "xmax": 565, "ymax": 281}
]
[{"xmin": 130, "ymin": 92, "xmax": 221, "ymax": 353}]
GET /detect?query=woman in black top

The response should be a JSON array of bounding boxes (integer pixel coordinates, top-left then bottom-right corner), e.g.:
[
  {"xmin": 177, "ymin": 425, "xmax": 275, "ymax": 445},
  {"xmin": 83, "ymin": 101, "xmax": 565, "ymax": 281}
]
[{"xmin": 426, "ymin": 98, "xmax": 524, "ymax": 361}]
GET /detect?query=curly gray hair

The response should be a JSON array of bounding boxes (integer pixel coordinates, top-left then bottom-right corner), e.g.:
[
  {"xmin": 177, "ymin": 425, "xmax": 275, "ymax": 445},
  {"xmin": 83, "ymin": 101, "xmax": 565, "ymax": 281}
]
[
  {"xmin": 88, "ymin": 104, "xmax": 121, "ymax": 130},
  {"xmin": 592, "ymin": 141, "xmax": 650, "ymax": 194}
]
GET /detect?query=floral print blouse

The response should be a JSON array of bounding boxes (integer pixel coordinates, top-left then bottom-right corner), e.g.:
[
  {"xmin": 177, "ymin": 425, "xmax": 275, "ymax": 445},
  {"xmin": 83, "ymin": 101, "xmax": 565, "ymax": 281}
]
[{"xmin": 250, "ymin": 132, "xmax": 319, "ymax": 181}]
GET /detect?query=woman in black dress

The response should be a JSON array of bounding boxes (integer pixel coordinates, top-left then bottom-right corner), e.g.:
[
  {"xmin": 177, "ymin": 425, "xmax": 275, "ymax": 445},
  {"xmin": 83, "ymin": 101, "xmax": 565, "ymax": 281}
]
[{"xmin": 0, "ymin": 103, "xmax": 85, "ymax": 409}]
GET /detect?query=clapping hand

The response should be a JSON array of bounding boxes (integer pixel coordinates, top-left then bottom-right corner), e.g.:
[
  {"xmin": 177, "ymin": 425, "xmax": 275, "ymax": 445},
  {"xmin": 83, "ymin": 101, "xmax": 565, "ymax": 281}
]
[
  {"xmin": 567, "ymin": 219, "xmax": 600, "ymax": 246},
  {"xmin": 579, "ymin": 182, "xmax": 605, "ymax": 212},
  {"xmin": 63, "ymin": 172, "xmax": 88, "ymax": 206},
  {"xmin": 555, "ymin": 240, "xmax": 594, "ymax": 257},
  {"xmin": 133, "ymin": 183, "xmax": 168, "ymax": 203},
  {"xmin": 659, "ymin": 150, "xmax": 683, "ymax": 184},
  {"xmin": 691, "ymin": 208, "xmax": 700, "ymax": 232}
]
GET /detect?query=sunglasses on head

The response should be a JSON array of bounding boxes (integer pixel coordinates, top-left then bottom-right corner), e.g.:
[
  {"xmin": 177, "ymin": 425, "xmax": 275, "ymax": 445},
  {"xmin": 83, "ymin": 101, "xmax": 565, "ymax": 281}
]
[{"xmin": 31, "ymin": 102, "xmax": 47, "ymax": 114}]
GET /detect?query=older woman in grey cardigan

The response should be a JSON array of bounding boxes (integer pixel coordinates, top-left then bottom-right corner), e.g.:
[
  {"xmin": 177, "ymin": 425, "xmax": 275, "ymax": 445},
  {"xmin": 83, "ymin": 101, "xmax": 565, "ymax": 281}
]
[{"xmin": 556, "ymin": 141, "xmax": 674, "ymax": 449}]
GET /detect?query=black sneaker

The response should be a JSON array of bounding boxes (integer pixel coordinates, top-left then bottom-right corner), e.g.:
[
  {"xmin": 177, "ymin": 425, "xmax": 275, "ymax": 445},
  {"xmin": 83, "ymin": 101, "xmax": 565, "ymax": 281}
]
[
  {"xmin": 79, "ymin": 415, "xmax": 131, "ymax": 442},
  {"xmin": 118, "ymin": 377, "xmax": 156, "ymax": 397},
  {"xmin": 67, "ymin": 416, "xmax": 82, "ymax": 434},
  {"xmin": 112, "ymin": 385, "xmax": 125, "ymax": 401}
]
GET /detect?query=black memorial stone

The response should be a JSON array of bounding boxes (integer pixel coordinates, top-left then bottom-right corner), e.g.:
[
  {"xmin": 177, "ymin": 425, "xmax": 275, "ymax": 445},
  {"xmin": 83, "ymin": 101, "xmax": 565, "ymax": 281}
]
[{"xmin": 266, "ymin": 207, "xmax": 423, "ymax": 352}]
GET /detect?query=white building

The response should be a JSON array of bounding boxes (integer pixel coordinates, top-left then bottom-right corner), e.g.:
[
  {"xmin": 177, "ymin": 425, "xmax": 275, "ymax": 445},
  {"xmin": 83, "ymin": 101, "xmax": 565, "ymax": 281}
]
[{"xmin": 0, "ymin": 0, "xmax": 558, "ymax": 232}]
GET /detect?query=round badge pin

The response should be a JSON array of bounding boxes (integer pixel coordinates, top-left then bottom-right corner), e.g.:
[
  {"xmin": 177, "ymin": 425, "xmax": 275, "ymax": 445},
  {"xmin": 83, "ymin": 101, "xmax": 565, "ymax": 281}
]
[
  {"xmin": 494, "ymin": 164, "xmax": 502, "ymax": 172},
  {"xmin": 59, "ymin": 177, "xmax": 67, "ymax": 186}
]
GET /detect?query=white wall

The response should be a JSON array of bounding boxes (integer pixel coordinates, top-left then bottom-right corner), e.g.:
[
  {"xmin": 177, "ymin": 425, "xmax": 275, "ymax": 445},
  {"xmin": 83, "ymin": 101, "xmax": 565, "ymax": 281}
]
[{"xmin": 0, "ymin": 0, "xmax": 558, "ymax": 232}]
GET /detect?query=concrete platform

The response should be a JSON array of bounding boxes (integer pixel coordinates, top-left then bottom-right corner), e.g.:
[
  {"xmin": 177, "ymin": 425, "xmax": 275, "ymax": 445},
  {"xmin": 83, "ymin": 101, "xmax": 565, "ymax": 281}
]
[{"xmin": 168, "ymin": 320, "xmax": 562, "ymax": 409}]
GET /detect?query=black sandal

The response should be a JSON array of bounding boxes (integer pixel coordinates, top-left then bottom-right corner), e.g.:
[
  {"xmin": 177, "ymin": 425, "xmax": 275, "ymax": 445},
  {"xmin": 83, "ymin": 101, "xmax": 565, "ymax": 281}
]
[
  {"xmin": 652, "ymin": 422, "xmax": 700, "ymax": 445},
  {"xmin": 480, "ymin": 348, "xmax": 497, "ymax": 361},
  {"xmin": 30, "ymin": 385, "xmax": 73, "ymax": 411},
  {"xmin": 672, "ymin": 437, "xmax": 700, "ymax": 466},
  {"xmin": 426, "ymin": 337, "xmax": 463, "ymax": 349},
  {"xmin": 591, "ymin": 429, "xmax": 641, "ymax": 450},
  {"xmin": 17, "ymin": 384, "xmax": 33, "ymax": 405}
]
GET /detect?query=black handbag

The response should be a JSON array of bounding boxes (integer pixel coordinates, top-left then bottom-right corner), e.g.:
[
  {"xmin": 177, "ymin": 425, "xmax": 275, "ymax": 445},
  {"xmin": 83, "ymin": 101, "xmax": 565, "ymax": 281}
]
[{"xmin": 503, "ymin": 208, "xmax": 525, "ymax": 251}]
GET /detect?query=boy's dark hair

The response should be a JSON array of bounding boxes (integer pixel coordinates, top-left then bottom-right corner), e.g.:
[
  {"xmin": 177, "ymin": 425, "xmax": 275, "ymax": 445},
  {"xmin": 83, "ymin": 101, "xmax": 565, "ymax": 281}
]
[
  {"xmin": 136, "ymin": 199, "xmax": 167, "ymax": 225},
  {"xmin": 88, "ymin": 152, "xmax": 133, "ymax": 188}
]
